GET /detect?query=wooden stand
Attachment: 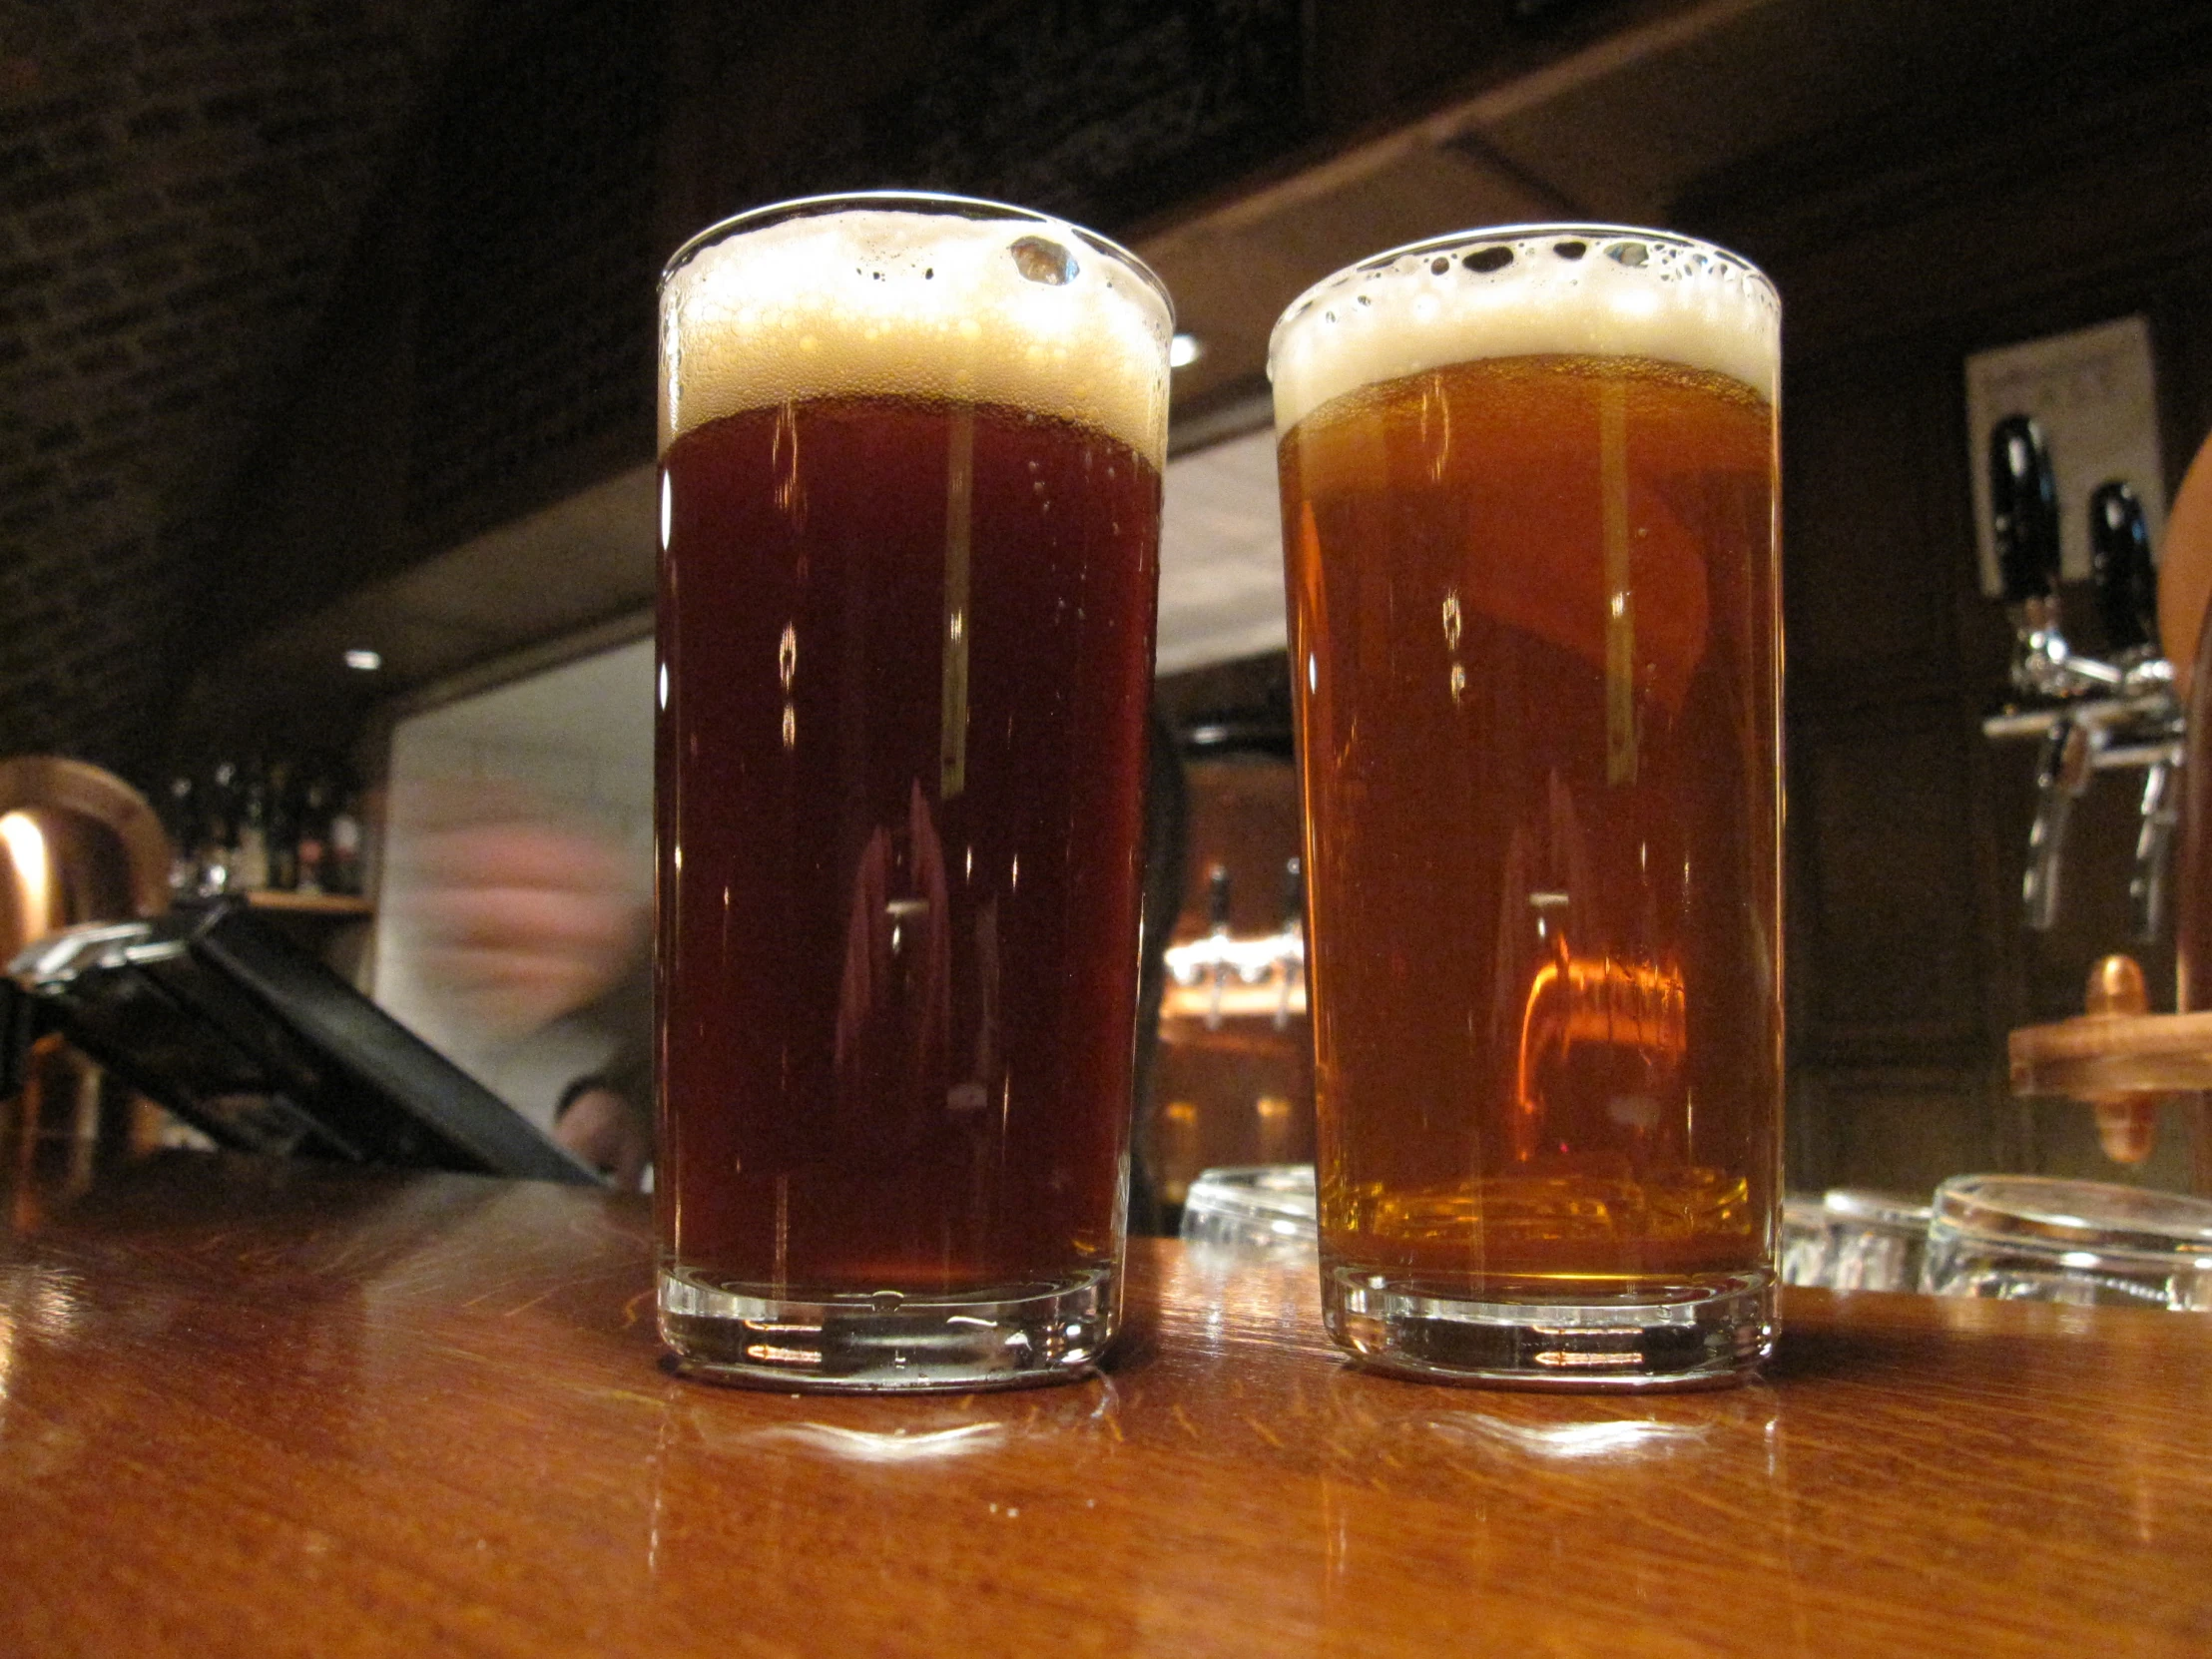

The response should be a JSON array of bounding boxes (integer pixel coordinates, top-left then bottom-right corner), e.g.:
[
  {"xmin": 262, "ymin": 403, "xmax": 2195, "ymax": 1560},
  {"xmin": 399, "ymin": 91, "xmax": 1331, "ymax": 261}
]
[{"xmin": 2008, "ymin": 1008, "xmax": 2212, "ymax": 1194}]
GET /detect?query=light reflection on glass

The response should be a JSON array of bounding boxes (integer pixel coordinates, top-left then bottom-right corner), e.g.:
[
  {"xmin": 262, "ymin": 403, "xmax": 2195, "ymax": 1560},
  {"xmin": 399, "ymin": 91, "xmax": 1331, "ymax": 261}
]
[
  {"xmin": 1, "ymin": 811, "xmax": 51, "ymax": 941},
  {"xmin": 1514, "ymin": 944, "xmax": 1685, "ymax": 1159},
  {"xmin": 747, "ymin": 1421, "xmax": 1008, "ymax": 1462},
  {"xmin": 1429, "ymin": 1413, "xmax": 1711, "ymax": 1459}
]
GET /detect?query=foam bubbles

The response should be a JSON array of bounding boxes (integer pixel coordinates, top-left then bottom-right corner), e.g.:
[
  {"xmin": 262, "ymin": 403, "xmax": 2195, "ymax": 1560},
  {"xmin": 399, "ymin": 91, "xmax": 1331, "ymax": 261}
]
[
  {"xmin": 661, "ymin": 206, "xmax": 1172, "ymax": 463},
  {"xmin": 1269, "ymin": 227, "xmax": 1780, "ymax": 435}
]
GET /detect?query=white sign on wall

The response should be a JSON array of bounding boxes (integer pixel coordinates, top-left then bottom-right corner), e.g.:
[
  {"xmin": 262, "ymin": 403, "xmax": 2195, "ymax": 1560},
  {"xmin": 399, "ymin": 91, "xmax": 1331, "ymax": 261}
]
[{"xmin": 1965, "ymin": 314, "xmax": 2166, "ymax": 597}]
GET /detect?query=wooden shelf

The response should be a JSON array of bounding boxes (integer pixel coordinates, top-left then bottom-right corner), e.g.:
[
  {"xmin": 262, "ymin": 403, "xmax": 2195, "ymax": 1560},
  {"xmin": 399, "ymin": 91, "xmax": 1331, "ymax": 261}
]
[
  {"xmin": 2009, "ymin": 1008, "xmax": 2212, "ymax": 1098},
  {"xmin": 242, "ymin": 889, "xmax": 373, "ymax": 918}
]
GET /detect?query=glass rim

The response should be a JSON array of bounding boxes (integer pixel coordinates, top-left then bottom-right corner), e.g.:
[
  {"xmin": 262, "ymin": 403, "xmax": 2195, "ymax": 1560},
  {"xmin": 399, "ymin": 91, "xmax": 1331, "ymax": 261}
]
[
  {"xmin": 1822, "ymin": 1187, "xmax": 1933, "ymax": 1230},
  {"xmin": 1932, "ymin": 1173, "xmax": 2212, "ymax": 1263},
  {"xmin": 660, "ymin": 189, "xmax": 1174, "ymax": 323},
  {"xmin": 1183, "ymin": 1164, "xmax": 1319, "ymax": 1226},
  {"xmin": 1266, "ymin": 221, "xmax": 1775, "ymax": 367}
]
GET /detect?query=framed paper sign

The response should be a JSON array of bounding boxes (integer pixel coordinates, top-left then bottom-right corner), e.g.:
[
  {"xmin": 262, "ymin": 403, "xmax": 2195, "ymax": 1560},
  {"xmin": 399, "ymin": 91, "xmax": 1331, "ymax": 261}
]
[{"xmin": 1965, "ymin": 314, "xmax": 2166, "ymax": 597}]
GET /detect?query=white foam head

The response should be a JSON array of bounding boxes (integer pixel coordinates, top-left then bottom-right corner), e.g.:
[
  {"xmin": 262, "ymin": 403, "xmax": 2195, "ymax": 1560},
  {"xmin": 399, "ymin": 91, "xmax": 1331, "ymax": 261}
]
[
  {"xmin": 660, "ymin": 198, "xmax": 1173, "ymax": 464},
  {"xmin": 1268, "ymin": 226, "xmax": 1779, "ymax": 434}
]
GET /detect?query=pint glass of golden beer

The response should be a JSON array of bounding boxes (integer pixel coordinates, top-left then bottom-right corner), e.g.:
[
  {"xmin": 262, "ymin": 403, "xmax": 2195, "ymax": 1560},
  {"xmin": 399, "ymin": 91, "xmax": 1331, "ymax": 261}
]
[
  {"xmin": 656, "ymin": 195, "xmax": 1172, "ymax": 1388},
  {"xmin": 1270, "ymin": 227, "xmax": 1782, "ymax": 1386}
]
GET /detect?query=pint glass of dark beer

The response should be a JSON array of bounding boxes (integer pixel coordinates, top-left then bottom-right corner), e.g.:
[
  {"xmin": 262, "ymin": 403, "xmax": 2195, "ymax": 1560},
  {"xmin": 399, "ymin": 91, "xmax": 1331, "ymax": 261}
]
[
  {"xmin": 1270, "ymin": 227, "xmax": 1782, "ymax": 1386},
  {"xmin": 655, "ymin": 195, "xmax": 1171, "ymax": 1388}
]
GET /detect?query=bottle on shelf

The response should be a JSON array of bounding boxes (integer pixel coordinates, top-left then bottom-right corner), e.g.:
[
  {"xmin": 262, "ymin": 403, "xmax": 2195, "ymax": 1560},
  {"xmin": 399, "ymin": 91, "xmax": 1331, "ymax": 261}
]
[
  {"xmin": 201, "ymin": 760, "xmax": 241, "ymax": 895},
  {"xmin": 265, "ymin": 759, "xmax": 299, "ymax": 892},
  {"xmin": 325, "ymin": 777, "xmax": 363, "ymax": 896},
  {"xmin": 232, "ymin": 761, "xmax": 271, "ymax": 891},
  {"xmin": 295, "ymin": 774, "xmax": 331, "ymax": 897},
  {"xmin": 162, "ymin": 774, "xmax": 202, "ymax": 898}
]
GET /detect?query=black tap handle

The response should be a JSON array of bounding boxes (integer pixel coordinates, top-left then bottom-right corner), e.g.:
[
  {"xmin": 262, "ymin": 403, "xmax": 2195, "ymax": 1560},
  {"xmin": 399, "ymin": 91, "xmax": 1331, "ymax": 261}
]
[
  {"xmin": 1990, "ymin": 414, "xmax": 2060, "ymax": 606},
  {"xmin": 2089, "ymin": 479, "xmax": 2156, "ymax": 652},
  {"xmin": 1207, "ymin": 862, "xmax": 1232, "ymax": 931},
  {"xmin": 1281, "ymin": 856, "xmax": 1305, "ymax": 927}
]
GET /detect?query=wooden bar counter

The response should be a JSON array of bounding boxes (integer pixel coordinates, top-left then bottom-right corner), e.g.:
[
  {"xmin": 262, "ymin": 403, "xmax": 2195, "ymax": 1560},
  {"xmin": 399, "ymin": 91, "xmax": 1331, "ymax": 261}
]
[{"xmin": 3, "ymin": 1154, "xmax": 2209, "ymax": 1657}]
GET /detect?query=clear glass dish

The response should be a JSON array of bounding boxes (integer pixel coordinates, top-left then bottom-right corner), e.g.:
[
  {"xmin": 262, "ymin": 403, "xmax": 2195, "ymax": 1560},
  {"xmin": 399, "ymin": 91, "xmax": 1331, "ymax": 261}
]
[
  {"xmin": 1822, "ymin": 1188, "xmax": 1932, "ymax": 1293},
  {"xmin": 1180, "ymin": 1164, "xmax": 1318, "ymax": 1259},
  {"xmin": 1780, "ymin": 1194, "xmax": 1833, "ymax": 1288},
  {"xmin": 1924, "ymin": 1175, "xmax": 2212, "ymax": 1311}
]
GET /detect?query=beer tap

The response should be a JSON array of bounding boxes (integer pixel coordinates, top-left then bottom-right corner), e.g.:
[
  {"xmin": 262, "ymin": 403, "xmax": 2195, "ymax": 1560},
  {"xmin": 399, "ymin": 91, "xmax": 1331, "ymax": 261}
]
[
  {"xmin": 1995, "ymin": 416, "xmax": 2103, "ymax": 703},
  {"xmin": 1981, "ymin": 415, "xmax": 2181, "ymax": 935},
  {"xmin": 2091, "ymin": 481, "xmax": 2182, "ymax": 940}
]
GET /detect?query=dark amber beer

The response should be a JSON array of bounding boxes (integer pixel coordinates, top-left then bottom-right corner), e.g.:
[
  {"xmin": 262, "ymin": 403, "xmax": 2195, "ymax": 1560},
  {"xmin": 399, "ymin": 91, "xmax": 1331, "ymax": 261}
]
[
  {"xmin": 656, "ymin": 196, "xmax": 1170, "ymax": 1388},
  {"xmin": 1271, "ymin": 228, "xmax": 1782, "ymax": 1386}
]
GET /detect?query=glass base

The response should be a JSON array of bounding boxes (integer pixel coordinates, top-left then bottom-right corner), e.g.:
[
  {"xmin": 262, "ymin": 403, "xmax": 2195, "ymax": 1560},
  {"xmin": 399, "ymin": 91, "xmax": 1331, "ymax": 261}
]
[
  {"xmin": 658, "ymin": 1266, "xmax": 1116, "ymax": 1392},
  {"xmin": 1322, "ymin": 1263, "xmax": 1775, "ymax": 1390}
]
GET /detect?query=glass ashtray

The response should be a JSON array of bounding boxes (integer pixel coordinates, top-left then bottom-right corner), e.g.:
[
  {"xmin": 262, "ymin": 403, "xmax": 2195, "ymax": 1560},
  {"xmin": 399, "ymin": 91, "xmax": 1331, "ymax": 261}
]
[
  {"xmin": 1822, "ymin": 1188, "xmax": 1932, "ymax": 1293},
  {"xmin": 1924, "ymin": 1174, "xmax": 2212, "ymax": 1311},
  {"xmin": 1180, "ymin": 1165, "xmax": 1318, "ymax": 1258},
  {"xmin": 1781, "ymin": 1193, "xmax": 1832, "ymax": 1288}
]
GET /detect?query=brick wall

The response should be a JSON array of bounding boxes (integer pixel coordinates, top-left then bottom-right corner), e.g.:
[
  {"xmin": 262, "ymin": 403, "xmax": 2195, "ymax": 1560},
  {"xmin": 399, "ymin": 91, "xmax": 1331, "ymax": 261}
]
[
  {"xmin": 5, "ymin": 0, "xmax": 1581, "ymax": 783},
  {"xmin": 0, "ymin": 0, "xmax": 461, "ymax": 782}
]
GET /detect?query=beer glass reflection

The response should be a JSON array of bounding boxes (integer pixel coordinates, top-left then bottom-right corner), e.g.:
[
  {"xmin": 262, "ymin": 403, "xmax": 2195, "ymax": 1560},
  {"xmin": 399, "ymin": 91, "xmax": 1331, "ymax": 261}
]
[
  {"xmin": 656, "ymin": 194, "xmax": 1171, "ymax": 1388},
  {"xmin": 1270, "ymin": 226, "xmax": 1783, "ymax": 1386}
]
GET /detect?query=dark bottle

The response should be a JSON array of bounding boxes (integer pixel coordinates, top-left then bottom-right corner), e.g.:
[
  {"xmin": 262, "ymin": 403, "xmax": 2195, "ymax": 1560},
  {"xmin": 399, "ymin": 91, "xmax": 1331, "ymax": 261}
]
[
  {"xmin": 163, "ymin": 774, "xmax": 203, "ymax": 897},
  {"xmin": 266, "ymin": 760, "xmax": 299, "ymax": 891},
  {"xmin": 295, "ymin": 774, "xmax": 331, "ymax": 896},
  {"xmin": 234, "ymin": 761, "xmax": 271, "ymax": 890},
  {"xmin": 326, "ymin": 780, "xmax": 363, "ymax": 896},
  {"xmin": 203, "ymin": 760, "xmax": 243, "ymax": 893}
]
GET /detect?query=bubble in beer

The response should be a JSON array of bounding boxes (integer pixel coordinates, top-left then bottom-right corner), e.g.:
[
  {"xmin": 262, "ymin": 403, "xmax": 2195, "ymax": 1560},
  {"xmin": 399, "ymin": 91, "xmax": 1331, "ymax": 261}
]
[{"xmin": 1009, "ymin": 235, "xmax": 1078, "ymax": 286}]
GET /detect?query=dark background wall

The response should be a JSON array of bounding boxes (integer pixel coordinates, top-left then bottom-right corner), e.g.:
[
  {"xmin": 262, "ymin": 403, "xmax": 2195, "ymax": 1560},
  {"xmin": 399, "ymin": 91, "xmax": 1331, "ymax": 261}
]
[
  {"xmin": 0, "ymin": 0, "xmax": 1762, "ymax": 774},
  {"xmin": 0, "ymin": 0, "xmax": 468, "ymax": 779},
  {"xmin": 7, "ymin": 0, "xmax": 2212, "ymax": 1192},
  {"xmin": 1675, "ymin": 9, "xmax": 2212, "ymax": 1192}
]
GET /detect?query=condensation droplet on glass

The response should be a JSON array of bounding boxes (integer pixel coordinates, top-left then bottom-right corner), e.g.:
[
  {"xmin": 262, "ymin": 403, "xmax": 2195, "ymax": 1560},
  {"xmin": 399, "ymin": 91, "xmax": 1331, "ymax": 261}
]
[
  {"xmin": 1449, "ymin": 662, "xmax": 1466, "ymax": 703},
  {"xmin": 778, "ymin": 623, "xmax": 797, "ymax": 688},
  {"xmin": 1441, "ymin": 590, "xmax": 1462, "ymax": 650},
  {"xmin": 782, "ymin": 704, "xmax": 796, "ymax": 749}
]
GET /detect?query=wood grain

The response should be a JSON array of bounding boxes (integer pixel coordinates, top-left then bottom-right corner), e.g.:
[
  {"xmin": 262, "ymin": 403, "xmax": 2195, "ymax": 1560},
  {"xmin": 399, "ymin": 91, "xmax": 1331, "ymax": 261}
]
[{"xmin": 3, "ymin": 1154, "xmax": 2211, "ymax": 1657}]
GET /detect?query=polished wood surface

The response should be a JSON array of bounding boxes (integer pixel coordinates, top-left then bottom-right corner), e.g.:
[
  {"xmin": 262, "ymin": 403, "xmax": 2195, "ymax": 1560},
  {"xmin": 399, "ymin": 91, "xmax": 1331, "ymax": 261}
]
[
  {"xmin": 4, "ymin": 1156, "xmax": 2211, "ymax": 1657},
  {"xmin": 2010, "ymin": 1006, "xmax": 2212, "ymax": 1092}
]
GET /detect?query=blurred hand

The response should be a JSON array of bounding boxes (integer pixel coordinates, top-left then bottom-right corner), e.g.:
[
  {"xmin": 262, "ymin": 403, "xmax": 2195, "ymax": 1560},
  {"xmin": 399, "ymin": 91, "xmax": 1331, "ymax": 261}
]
[
  {"xmin": 384, "ymin": 780, "xmax": 646, "ymax": 1038},
  {"xmin": 555, "ymin": 1086, "xmax": 650, "ymax": 1191}
]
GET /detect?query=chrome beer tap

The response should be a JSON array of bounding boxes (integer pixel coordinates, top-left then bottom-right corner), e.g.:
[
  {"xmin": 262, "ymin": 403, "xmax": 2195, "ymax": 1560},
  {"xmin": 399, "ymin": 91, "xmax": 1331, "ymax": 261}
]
[{"xmin": 1981, "ymin": 414, "xmax": 2179, "ymax": 937}]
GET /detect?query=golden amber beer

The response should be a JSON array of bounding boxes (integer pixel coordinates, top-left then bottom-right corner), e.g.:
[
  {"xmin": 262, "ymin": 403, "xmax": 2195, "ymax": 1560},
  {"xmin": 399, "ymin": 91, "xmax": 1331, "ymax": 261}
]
[
  {"xmin": 657, "ymin": 196, "xmax": 1171, "ymax": 1388},
  {"xmin": 1271, "ymin": 228, "xmax": 1782, "ymax": 1385}
]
